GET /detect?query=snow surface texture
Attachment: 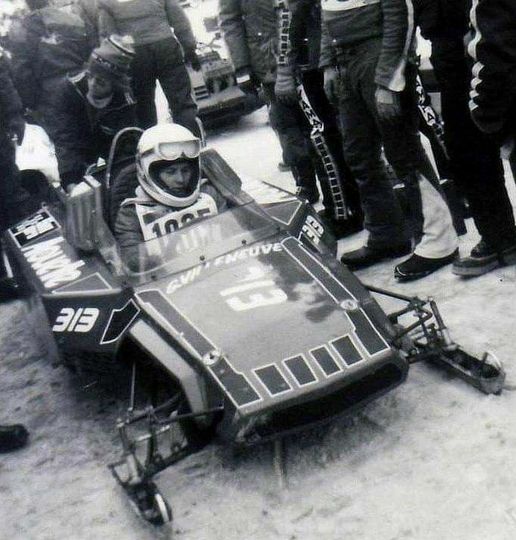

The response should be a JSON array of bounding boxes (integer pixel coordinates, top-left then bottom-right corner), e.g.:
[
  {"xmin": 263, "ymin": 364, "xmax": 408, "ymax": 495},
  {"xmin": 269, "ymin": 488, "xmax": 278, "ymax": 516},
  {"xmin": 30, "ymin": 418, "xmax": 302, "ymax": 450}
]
[{"xmin": 2, "ymin": 105, "xmax": 516, "ymax": 540}]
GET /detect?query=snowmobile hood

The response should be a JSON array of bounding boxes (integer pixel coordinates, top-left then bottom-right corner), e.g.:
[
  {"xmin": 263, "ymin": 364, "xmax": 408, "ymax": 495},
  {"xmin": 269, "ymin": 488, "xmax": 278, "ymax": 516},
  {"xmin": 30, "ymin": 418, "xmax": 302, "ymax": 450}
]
[{"xmin": 135, "ymin": 234, "xmax": 403, "ymax": 421}]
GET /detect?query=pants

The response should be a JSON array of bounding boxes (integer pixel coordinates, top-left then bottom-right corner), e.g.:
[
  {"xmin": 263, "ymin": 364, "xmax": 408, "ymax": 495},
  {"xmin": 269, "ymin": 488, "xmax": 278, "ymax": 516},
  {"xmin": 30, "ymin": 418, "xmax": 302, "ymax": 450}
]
[
  {"xmin": 132, "ymin": 37, "xmax": 199, "ymax": 136},
  {"xmin": 262, "ymin": 82, "xmax": 317, "ymax": 195},
  {"xmin": 335, "ymin": 39, "xmax": 457, "ymax": 257},
  {"xmin": 299, "ymin": 69, "xmax": 363, "ymax": 222},
  {"xmin": 431, "ymin": 37, "xmax": 516, "ymax": 248}
]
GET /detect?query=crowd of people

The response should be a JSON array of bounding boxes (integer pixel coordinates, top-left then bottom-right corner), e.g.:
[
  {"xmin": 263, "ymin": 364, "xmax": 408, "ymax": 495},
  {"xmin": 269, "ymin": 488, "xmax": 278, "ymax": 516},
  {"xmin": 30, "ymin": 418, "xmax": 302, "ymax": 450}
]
[{"xmin": 0, "ymin": 0, "xmax": 515, "ymax": 452}]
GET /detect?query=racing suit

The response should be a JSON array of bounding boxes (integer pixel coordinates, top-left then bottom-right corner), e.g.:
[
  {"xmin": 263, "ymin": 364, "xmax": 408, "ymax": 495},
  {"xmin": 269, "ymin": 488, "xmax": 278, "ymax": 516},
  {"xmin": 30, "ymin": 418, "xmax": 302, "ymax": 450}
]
[
  {"xmin": 321, "ymin": 0, "xmax": 458, "ymax": 258},
  {"xmin": 115, "ymin": 181, "xmax": 228, "ymax": 248},
  {"xmin": 51, "ymin": 70, "xmax": 137, "ymax": 188},
  {"xmin": 98, "ymin": 0, "xmax": 199, "ymax": 135},
  {"xmin": 415, "ymin": 0, "xmax": 516, "ymax": 251},
  {"xmin": 219, "ymin": 0, "xmax": 319, "ymax": 201},
  {"xmin": 468, "ymin": 0, "xmax": 516, "ymax": 181}
]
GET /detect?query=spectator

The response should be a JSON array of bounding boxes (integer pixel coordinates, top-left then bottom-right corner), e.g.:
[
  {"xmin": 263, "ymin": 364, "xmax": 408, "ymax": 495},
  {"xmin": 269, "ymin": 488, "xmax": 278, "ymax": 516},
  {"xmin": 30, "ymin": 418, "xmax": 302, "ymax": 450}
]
[
  {"xmin": 8, "ymin": 0, "xmax": 94, "ymax": 136},
  {"xmin": 219, "ymin": 0, "xmax": 323, "ymax": 215},
  {"xmin": 283, "ymin": 0, "xmax": 364, "ymax": 238},
  {"xmin": 0, "ymin": 51, "xmax": 31, "ymax": 301},
  {"xmin": 98, "ymin": 0, "xmax": 201, "ymax": 135},
  {"xmin": 414, "ymin": 0, "xmax": 516, "ymax": 277},
  {"xmin": 76, "ymin": 0, "xmax": 100, "ymax": 45},
  {"xmin": 321, "ymin": 0, "xmax": 459, "ymax": 281},
  {"xmin": 51, "ymin": 35, "xmax": 137, "ymax": 190}
]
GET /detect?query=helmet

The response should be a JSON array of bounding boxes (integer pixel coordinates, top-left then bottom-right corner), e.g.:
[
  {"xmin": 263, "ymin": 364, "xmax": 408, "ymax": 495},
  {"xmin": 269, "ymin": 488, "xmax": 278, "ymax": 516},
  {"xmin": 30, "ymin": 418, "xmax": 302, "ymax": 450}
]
[{"xmin": 136, "ymin": 124, "xmax": 202, "ymax": 208}]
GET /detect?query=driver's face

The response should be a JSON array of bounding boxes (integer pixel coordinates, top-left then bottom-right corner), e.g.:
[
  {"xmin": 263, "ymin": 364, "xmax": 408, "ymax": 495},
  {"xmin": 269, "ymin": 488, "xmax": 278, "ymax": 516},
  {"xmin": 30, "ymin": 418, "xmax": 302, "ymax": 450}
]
[
  {"xmin": 159, "ymin": 162, "xmax": 195, "ymax": 193},
  {"xmin": 87, "ymin": 73, "xmax": 113, "ymax": 99}
]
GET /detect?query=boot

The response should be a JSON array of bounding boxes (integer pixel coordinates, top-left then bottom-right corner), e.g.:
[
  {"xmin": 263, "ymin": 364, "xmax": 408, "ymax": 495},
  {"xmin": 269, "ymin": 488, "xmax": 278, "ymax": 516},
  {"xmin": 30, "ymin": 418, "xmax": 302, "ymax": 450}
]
[{"xmin": 0, "ymin": 424, "xmax": 29, "ymax": 452}]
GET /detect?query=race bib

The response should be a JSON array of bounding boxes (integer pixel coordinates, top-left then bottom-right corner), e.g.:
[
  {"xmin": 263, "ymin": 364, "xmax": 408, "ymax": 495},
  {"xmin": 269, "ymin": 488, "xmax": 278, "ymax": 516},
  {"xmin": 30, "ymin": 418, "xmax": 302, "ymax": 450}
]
[{"xmin": 135, "ymin": 192, "xmax": 219, "ymax": 242}]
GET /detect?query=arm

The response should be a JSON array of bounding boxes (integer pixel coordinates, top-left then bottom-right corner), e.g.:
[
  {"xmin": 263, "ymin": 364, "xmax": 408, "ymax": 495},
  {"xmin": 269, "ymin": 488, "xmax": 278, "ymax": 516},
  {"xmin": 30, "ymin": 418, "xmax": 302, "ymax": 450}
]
[
  {"xmin": 8, "ymin": 15, "xmax": 41, "ymax": 110},
  {"xmin": 97, "ymin": 0, "xmax": 118, "ymax": 39},
  {"xmin": 218, "ymin": 0, "xmax": 251, "ymax": 73},
  {"xmin": 115, "ymin": 204, "xmax": 144, "ymax": 249},
  {"xmin": 376, "ymin": 0, "xmax": 413, "ymax": 92},
  {"xmin": 164, "ymin": 0, "xmax": 197, "ymax": 55},
  {"xmin": 468, "ymin": 0, "xmax": 516, "ymax": 135}
]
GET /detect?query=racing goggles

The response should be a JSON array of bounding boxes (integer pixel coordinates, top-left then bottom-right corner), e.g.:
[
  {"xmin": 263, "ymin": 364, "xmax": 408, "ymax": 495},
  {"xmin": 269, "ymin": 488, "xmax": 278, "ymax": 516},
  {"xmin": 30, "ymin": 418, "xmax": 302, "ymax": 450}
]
[{"xmin": 152, "ymin": 140, "xmax": 201, "ymax": 161}]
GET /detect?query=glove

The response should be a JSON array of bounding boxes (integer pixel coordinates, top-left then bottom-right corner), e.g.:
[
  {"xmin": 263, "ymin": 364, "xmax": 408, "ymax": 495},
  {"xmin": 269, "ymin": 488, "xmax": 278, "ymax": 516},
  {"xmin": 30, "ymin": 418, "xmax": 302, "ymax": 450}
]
[
  {"xmin": 235, "ymin": 67, "xmax": 259, "ymax": 96},
  {"xmin": 323, "ymin": 66, "xmax": 339, "ymax": 105},
  {"xmin": 274, "ymin": 64, "xmax": 298, "ymax": 104},
  {"xmin": 185, "ymin": 50, "xmax": 201, "ymax": 71},
  {"xmin": 375, "ymin": 86, "xmax": 402, "ymax": 122},
  {"xmin": 8, "ymin": 115, "xmax": 25, "ymax": 145}
]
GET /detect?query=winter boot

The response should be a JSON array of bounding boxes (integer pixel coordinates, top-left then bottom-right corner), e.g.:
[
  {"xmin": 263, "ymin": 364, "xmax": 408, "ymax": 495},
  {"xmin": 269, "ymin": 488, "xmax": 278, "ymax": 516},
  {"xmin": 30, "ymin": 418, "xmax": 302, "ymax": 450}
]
[
  {"xmin": 340, "ymin": 242, "xmax": 412, "ymax": 271},
  {"xmin": 0, "ymin": 424, "xmax": 29, "ymax": 453},
  {"xmin": 394, "ymin": 249, "xmax": 459, "ymax": 281},
  {"xmin": 452, "ymin": 239, "xmax": 516, "ymax": 277}
]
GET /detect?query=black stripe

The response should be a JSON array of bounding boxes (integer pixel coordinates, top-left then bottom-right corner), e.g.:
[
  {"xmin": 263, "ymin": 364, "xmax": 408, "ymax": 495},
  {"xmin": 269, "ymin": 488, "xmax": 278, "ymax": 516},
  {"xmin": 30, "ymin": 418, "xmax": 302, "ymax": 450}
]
[
  {"xmin": 255, "ymin": 365, "xmax": 291, "ymax": 395},
  {"xmin": 348, "ymin": 310, "xmax": 387, "ymax": 355},
  {"xmin": 310, "ymin": 346, "xmax": 340, "ymax": 375},
  {"xmin": 331, "ymin": 335, "xmax": 362, "ymax": 366},
  {"xmin": 285, "ymin": 355, "xmax": 317, "ymax": 385}
]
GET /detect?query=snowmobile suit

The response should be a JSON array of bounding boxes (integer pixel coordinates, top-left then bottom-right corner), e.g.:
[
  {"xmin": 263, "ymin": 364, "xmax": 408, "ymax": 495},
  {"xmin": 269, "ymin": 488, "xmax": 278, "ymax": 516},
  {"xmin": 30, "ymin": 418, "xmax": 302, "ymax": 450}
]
[
  {"xmin": 320, "ymin": 0, "xmax": 458, "ymax": 259},
  {"xmin": 51, "ymin": 70, "xmax": 137, "ymax": 188},
  {"xmin": 219, "ymin": 0, "xmax": 320, "ymax": 204},
  {"xmin": 284, "ymin": 0, "xmax": 363, "ymax": 227},
  {"xmin": 8, "ymin": 4, "xmax": 94, "ymax": 114},
  {"xmin": 414, "ymin": 0, "xmax": 516, "ymax": 250},
  {"xmin": 115, "ymin": 182, "xmax": 227, "ymax": 248},
  {"xmin": 98, "ymin": 0, "xmax": 199, "ymax": 134}
]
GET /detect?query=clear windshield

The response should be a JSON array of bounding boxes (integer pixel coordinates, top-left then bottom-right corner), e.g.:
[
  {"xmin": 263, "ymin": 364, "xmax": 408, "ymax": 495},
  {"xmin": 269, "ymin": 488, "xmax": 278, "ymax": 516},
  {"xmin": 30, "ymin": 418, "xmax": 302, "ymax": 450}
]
[{"xmin": 117, "ymin": 202, "xmax": 281, "ymax": 285}]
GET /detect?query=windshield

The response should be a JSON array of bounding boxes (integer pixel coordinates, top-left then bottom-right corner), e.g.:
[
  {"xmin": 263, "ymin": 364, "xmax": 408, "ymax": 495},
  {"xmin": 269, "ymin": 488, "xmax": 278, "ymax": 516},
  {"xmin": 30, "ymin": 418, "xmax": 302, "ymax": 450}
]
[{"xmin": 118, "ymin": 202, "xmax": 281, "ymax": 285}]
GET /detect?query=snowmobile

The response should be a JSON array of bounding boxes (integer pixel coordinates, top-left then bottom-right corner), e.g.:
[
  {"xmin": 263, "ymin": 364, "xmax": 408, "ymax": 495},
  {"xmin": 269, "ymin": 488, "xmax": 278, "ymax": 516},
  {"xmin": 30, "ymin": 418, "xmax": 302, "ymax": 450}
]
[{"xmin": 3, "ymin": 128, "xmax": 505, "ymax": 526}]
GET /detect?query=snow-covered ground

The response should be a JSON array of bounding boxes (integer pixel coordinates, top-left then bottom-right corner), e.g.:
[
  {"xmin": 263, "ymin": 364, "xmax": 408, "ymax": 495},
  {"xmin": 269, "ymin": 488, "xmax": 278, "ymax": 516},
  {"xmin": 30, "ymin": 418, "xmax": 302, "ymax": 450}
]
[{"xmin": 2, "ymin": 105, "xmax": 516, "ymax": 540}]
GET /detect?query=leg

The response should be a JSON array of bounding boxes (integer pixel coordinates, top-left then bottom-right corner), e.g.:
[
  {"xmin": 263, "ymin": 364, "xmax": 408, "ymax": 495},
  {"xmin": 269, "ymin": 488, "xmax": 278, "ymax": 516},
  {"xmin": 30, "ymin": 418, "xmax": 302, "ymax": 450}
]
[
  {"xmin": 432, "ymin": 37, "xmax": 516, "ymax": 249},
  {"xmin": 154, "ymin": 38, "xmax": 200, "ymax": 137},
  {"xmin": 336, "ymin": 54, "xmax": 407, "ymax": 250},
  {"xmin": 132, "ymin": 44, "xmax": 158, "ymax": 129}
]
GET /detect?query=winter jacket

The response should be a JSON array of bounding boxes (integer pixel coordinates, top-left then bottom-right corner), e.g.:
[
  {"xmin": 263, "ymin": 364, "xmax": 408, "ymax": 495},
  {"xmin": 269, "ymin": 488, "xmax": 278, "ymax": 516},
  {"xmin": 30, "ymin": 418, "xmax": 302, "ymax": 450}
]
[
  {"xmin": 319, "ymin": 0, "xmax": 415, "ymax": 92},
  {"xmin": 413, "ymin": 0, "xmax": 470, "ymax": 40},
  {"xmin": 218, "ymin": 0, "xmax": 279, "ymax": 83},
  {"xmin": 115, "ymin": 182, "xmax": 228, "ymax": 248},
  {"xmin": 98, "ymin": 0, "xmax": 196, "ymax": 54},
  {"xmin": 0, "ymin": 53, "xmax": 23, "ymax": 135},
  {"xmin": 468, "ymin": 0, "xmax": 516, "ymax": 136},
  {"xmin": 8, "ymin": 5, "xmax": 94, "ymax": 110},
  {"xmin": 52, "ymin": 70, "xmax": 136, "ymax": 185},
  {"xmin": 286, "ymin": 0, "xmax": 322, "ymax": 72}
]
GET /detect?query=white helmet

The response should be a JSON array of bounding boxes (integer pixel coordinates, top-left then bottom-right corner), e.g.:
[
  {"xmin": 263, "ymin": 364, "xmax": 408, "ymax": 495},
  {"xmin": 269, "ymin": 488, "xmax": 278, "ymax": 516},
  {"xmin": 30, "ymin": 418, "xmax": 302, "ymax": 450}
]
[{"xmin": 136, "ymin": 123, "xmax": 201, "ymax": 208}]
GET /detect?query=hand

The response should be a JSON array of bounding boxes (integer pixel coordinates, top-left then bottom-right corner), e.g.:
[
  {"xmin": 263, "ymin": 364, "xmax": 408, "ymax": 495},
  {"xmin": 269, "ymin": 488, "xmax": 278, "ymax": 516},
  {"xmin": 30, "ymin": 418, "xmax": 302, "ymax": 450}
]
[
  {"xmin": 275, "ymin": 65, "xmax": 298, "ymax": 104},
  {"xmin": 375, "ymin": 87, "xmax": 402, "ymax": 122},
  {"xmin": 323, "ymin": 66, "xmax": 339, "ymax": 104},
  {"xmin": 235, "ymin": 67, "xmax": 258, "ymax": 96},
  {"xmin": 8, "ymin": 115, "xmax": 25, "ymax": 145},
  {"xmin": 185, "ymin": 50, "xmax": 202, "ymax": 71}
]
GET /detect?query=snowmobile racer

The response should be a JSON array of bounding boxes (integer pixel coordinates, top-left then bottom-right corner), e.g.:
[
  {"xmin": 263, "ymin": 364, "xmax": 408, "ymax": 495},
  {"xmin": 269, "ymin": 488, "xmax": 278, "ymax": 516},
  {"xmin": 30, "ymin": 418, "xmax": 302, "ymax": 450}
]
[{"xmin": 114, "ymin": 123, "xmax": 227, "ymax": 248}]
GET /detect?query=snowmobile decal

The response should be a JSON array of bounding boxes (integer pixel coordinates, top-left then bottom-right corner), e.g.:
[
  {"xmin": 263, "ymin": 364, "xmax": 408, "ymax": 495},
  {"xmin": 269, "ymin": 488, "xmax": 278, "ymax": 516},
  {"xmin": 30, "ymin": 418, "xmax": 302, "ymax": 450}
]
[
  {"xmin": 283, "ymin": 354, "xmax": 318, "ymax": 386},
  {"xmin": 254, "ymin": 364, "xmax": 292, "ymax": 396},
  {"xmin": 22, "ymin": 235, "xmax": 86, "ymax": 290},
  {"xmin": 9, "ymin": 209, "xmax": 59, "ymax": 248},
  {"xmin": 53, "ymin": 272, "xmax": 114, "ymax": 295},
  {"xmin": 52, "ymin": 307, "xmax": 100, "ymax": 333},
  {"xmin": 310, "ymin": 345, "xmax": 342, "ymax": 376},
  {"xmin": 100, "ymin": 299, "xmax": 141, "ymax": 345}
]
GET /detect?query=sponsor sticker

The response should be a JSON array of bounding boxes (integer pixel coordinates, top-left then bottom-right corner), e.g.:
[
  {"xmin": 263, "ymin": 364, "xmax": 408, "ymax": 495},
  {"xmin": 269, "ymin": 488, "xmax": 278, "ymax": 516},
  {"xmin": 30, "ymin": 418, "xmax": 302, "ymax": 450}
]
[
  {"xmin": 22, "ymin": 236, "xmax": 85, "ymax": 289},
  {"xmin": 10, "ymin": 210, "xmax": 59, "ymax": 247}
]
